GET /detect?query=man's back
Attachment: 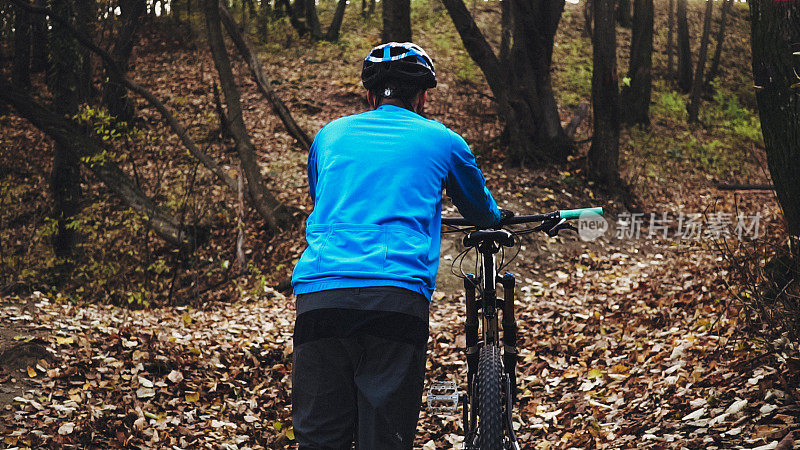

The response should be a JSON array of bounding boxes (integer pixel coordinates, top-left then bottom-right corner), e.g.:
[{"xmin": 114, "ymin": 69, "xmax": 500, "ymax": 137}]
[
  {"xmin": 292, "ymin": 104, "xmax": 499, "ymax": 299},
  {"xmin": 291, "ymin": 42, "xmax": 502, "ymax": 450}
]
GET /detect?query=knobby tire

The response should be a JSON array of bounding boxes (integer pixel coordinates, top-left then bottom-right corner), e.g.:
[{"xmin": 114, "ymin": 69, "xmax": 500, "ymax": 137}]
[{"xmin": 478, "ymin": 345, "xmax": 503, "ymax": 450}]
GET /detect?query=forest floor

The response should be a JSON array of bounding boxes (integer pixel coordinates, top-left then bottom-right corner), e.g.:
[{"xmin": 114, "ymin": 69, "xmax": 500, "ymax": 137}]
[{"xmin": 1, "ymin": 0, "xmax": 799, "ymax": 448}]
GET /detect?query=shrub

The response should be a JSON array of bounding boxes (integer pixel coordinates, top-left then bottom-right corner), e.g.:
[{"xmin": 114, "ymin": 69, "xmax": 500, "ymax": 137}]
[{"xmin": 722, "ymin": 232, "xmax": 800, "ymax": 362}]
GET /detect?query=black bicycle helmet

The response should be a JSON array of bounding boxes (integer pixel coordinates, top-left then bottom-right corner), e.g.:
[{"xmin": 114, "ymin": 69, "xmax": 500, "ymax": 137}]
[{"xmin": 361, "ymin": 42, "xmax": 437, "ymax": 93}]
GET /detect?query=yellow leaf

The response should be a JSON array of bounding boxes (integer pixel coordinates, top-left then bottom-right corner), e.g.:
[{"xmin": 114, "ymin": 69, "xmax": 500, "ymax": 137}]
[
  {"xmin": 524, "ymin": 350, "xmax": 536, "ymax": 363},
  {"xmin": 182, "ymin": 313, "xmax": 192, "ymax": 325},
  {"xmin": 27, "ymin": 366, "xmax": 37, "ymax": 377},
  {"xmin": 185, "ymin": 392, "xmax": 199, "ymax": 403},
  {"xmin": 273, "ymin": 420, "xmax": 282, "ymax": 432},
  {"xmin": 286, "ymin": 427, "xmax": 295, "ymax": 440},
  {"xmin": 587, "ymin": 368, "xmax": 603, "ymax": 379},
  {"xmin": 611, "ymin": 364, "xmax": 629, "ymax": 374},
  {"xmin": 56, "ymin": 336, "xmax": 74, "ymax": 345}
]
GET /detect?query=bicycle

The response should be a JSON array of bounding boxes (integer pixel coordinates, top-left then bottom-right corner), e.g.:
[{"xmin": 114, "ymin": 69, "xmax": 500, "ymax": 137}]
[{"xmin": 428, "ymin": 207, "xmax": 603, "ymax": 450}]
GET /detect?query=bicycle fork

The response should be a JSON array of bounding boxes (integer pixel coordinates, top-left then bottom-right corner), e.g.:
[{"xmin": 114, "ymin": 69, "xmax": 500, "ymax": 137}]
[
  {"xmin": 462, "ymin": 272, "xmax": 520, "ymax": 447},
  {"xmin": 463, "ymin": 274, "xmax": 479, "ymax": 438},
  {"xmin": 501, "ymin": 273, "xmax": 518, "ymax": 401},
  {"xmin": 501, "ymin": 273, "xmax": 520, "ymax": 448}
]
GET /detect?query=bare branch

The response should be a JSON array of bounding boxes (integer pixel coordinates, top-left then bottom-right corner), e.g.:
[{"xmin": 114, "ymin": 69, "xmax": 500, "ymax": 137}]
[
  {"xmin": 205, "ymin": 0, "xmax": 293, "ymax": 231},
  {"xmin": 218, "ymin": 3, "xmax": 312, "ymax": 151}
]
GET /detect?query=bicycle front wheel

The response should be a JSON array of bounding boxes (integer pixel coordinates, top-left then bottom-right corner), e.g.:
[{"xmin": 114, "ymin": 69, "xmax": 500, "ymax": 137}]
[{"xmin": 478, "ymin": 345, "xmax": 504, "ymax": 450}]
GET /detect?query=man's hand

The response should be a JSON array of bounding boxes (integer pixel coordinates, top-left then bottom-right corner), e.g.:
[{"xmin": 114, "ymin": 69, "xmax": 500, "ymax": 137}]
[{"xmin": 498, "ymin": 209, "xmax": 515, "ymax": 225}]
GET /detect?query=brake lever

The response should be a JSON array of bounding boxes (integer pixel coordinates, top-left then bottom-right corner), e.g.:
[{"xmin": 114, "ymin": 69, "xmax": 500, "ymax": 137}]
[{"xmin": 535, "ymin": 218, "xmax": 578, "ymax": 237}]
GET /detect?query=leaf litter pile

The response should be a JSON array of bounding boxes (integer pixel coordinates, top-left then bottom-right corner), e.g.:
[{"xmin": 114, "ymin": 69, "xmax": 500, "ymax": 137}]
[
  {"xmin": 2, "ymin": 189, "xmax": 800, "ymax": 445},
  {"xmin": 2, "ymin": 4, "xmax": 800, "ymax": 448},
  {"xmin": 2, "ymin": 193, "xmax": 799, "ymax": 448}
]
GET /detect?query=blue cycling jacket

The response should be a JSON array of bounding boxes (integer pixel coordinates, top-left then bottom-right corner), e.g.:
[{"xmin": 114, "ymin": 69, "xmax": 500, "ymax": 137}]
[{"xmin": 291, "ymin": 104, "xmax": 501, "ymax": 300}]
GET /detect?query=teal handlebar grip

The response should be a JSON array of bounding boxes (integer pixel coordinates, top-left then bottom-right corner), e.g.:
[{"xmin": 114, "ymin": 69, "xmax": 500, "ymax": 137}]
[{"xmin": 558, "ymin": 207, "xmax": 604, "ymax": 219}]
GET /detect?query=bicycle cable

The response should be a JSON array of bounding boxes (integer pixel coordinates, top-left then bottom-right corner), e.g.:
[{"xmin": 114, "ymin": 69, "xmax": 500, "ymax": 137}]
[{"xmin": 445, "ymin": 223, "xmax": 544, "ymax": 293}]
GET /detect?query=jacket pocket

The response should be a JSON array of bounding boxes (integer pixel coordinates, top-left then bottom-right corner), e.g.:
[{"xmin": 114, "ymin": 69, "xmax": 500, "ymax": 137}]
[
  {"xmin": 318, "ymin": 224, "xmax": 387, "ymax": 275},
  {"xmin": 383, "ymin": 227, "xmax": 430, "ymax": 277},
  {"xmin": 298, "ymin": 224, "xmax": 330, "ymax": 275}
]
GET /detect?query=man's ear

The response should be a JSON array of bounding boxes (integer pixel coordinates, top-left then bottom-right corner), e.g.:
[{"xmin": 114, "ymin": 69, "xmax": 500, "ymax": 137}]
[
  {"xmin": 417, "ymin": 90, "xmax": 428, "ymax": 113},
  {"xmin": 366, "ymin": 91, "xmax": 376, "ymax": 109}
]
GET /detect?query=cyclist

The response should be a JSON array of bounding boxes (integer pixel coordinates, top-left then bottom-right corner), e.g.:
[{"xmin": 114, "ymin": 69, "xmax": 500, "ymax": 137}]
[{"xmin": 291, "ymin": 42, "xmax": 504, "ymax": 449}]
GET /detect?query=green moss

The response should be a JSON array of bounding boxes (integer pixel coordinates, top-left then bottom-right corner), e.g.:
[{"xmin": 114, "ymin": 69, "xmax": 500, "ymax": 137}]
[
  {"xmin": 652, "ymin": 88, "xmax": 688, "ymax": 122},
  {"xmin": 553, "ymin": 38, "xmax": 593, "ymax": 108}
]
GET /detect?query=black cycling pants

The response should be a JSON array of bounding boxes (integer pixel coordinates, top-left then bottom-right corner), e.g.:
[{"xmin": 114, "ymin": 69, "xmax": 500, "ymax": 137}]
[{"xmin": 292, "ymin": 312, "xmax": 427, "ymax": 449}]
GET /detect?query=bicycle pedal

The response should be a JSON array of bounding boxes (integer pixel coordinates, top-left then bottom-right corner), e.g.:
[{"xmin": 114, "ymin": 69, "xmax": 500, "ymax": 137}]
[{"xmin": 427, "ymin": 381, "xmax": 459, "ymax": 415}]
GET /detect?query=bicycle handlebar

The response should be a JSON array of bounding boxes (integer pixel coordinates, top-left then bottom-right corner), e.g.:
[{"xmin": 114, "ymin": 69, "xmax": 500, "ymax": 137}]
[
  {"xmin": 442, "ymin": 207, "xmax": 603, "ymax": 227},
  {"xmin": 557, "ymin": 207, "xmax": 603, "ymax": 220}
]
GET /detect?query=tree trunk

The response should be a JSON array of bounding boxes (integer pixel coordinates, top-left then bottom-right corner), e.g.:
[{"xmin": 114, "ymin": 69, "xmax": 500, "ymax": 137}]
[
  {"xmin": 687, "ymin": 0, "xmax": 713, "ymax": 123},
  {"xmin": 666, "ymin": 0, "xmax": 673, "ymax": 77},
  {"xmin": 0, "ymin": 80, "xmax": 194, "ymax": 248},
  {"xmin": 219, "ymin": 4, "xmax": 311, "ymax": 150},
  {"xmin": 706, "ymin": 0, "xmax": 733, "ymax": 85},
  {"xmin": 509, "ymin": 0, "xmax": 572, "ymax": 162},
  {"xmin": 304, "ymin": 0, "xmax": 322, "ymax": 39},
  {"xmin": 382, "ymin": 0, "xmax": 411, "ymax": 42},
  {"xmin": 205, "ymin": 0, "xmax": 292, "ymax": 232},
  {"xmin": 500, "ymin": 0, "xmax": 511, "ymax": 61},
  {"xmin": 369, "ymin": 0, "xmax": 375, "ymax": 16},
  {"xmin": 616, "ymin": 0, "xmax": 631, "ymax": 28},
  {"xmin": 256, "ymin": 0, "xmax": 270, "ymax": 41},
  {"xmin": 283, "ymin": 0, "xmax": 308, "ymax": 35},
  {"xmin": 676, "ymin": 0, "xmax": 692, "ymax": 92},
  {"xmin": 30, "ymin": 0, "xmax": 49, "ymax": 73},
  {"xmin": 441, "ymin": 0, "xmax": 572, "ymax": 164},
  {"xmin": 749, "ymin": 0, "xmax": 800, "ymax": 236},
  {"xmin": 103, "ymin": 0, "xmax": 146, "ymax": 123},
  {"xmin": 588, "ymin": 0, "xmax": 619, "ymax": 186},
  {"xmin": 583, "ymin": 0, "xmax": 593, "ymax": 38},
  {"xmin": 12, "ymin": 6, "xmax": 32, "ymax": 90},
  {"xmin": 74, "ymin": 0, "xmax": 96, "ymax": 101},
  {"xmin": 324, "ymin": 0, "xmax": 347, "ymax": 41},
  {"xmin": 48, "ymin": 0, "xmax": 84, "ymax": 263},
  {"xmin": 244, "ymin": 0, "xmax": 257, "ymax": 16},
  {"xmin": 620, "ymin": 0, "xmax": 653, "ymax": 125}
]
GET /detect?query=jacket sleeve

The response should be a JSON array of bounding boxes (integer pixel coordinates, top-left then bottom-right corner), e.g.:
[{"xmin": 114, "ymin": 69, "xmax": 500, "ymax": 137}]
[
  {"xmin": 307, "ymin": 137, "xmax": 318, "ymax": 204},
  {"xmin": 445, "ymin": 130, "xmax": 502, "ymax": 227}
]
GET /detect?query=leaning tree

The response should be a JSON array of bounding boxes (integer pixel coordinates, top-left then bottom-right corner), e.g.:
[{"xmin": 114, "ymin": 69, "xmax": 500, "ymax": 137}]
[{"xmin": 441, "ymin": 0, "xmax": 574, "ymax": 164}]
